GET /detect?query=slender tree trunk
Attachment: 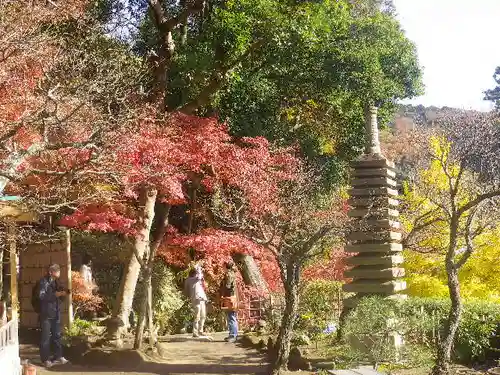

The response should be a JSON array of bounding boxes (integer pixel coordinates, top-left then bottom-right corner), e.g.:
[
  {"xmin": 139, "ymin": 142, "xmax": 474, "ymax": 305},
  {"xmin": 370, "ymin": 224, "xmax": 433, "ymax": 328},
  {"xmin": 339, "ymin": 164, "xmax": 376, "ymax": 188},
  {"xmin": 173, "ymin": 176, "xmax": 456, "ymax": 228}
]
[
  {"xmin": 133, "ymin": 269, "xmax": 149, "ymax": 349},
  {"xmin": 272, "ymin": 263, "xmax": 300, "ymax": 375},
  {"xmin": 433, "ymin": 220, "xmax": 462, "ymax": 375},
  {"xmin": 107, "ymin": 187, "xmax": 157, "ymax": 344},
  {"xmin": 133, "ymin": 203, "xmax": 170, "ymax": 349},
  {"xmin": 147, "ymin": 272, "xmax": 155, "ymax": 346},
  {"xmin": 433, "ymin": 264, "xmax": 462, "ymax": 375}
]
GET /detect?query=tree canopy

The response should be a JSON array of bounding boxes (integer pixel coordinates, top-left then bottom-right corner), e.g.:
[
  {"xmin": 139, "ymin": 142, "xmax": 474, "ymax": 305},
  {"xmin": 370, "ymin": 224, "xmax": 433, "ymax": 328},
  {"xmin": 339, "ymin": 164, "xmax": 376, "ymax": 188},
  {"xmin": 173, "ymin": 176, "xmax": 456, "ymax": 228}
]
[{"xmin": 131, "ymin": 0, "xmax": 422, "ymax": 185}]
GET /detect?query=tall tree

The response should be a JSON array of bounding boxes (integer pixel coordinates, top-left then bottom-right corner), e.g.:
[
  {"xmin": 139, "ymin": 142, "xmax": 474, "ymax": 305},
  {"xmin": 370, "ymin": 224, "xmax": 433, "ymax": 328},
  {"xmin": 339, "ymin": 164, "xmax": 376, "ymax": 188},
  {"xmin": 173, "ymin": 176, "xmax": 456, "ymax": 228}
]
[
  {"xmin": 131, "ymin": 0, "xmax": 422, "ymax": 183},
  {"xmin": 401, "ymin": 112, "xmax": 500, "ymax": 375},
  {"xmin": 211, "ymin": 165, "xmax": 348, "ymax": 374}
]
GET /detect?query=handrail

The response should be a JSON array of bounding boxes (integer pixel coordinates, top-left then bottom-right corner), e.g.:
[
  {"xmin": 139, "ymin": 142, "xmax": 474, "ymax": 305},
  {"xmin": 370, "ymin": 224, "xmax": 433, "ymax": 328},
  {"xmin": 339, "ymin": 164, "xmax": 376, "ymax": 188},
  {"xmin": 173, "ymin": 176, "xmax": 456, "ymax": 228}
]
[{"xmin": 0, "ymin": 318, "xmax": 19, "ymax": 349}]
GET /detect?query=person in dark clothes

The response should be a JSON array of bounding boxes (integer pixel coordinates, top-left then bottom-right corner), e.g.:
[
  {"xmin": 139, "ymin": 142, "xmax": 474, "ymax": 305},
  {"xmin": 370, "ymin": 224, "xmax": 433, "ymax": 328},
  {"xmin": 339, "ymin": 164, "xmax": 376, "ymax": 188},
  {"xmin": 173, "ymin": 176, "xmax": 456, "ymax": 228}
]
[
  {"xmin": 39, "ymin": 264, "xmax": 69, "ymax": 368},
  {"xmin": 220, "ymin": 261, "xmax": 238, "ymax": 342}
]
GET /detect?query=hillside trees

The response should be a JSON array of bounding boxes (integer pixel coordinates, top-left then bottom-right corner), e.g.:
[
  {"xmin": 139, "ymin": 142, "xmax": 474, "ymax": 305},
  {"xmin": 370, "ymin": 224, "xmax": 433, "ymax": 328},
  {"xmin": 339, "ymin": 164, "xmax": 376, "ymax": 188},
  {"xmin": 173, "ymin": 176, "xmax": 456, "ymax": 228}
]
[{"xmin": 400, "ymin": 113, "xmax": 500, "ymax": 375}]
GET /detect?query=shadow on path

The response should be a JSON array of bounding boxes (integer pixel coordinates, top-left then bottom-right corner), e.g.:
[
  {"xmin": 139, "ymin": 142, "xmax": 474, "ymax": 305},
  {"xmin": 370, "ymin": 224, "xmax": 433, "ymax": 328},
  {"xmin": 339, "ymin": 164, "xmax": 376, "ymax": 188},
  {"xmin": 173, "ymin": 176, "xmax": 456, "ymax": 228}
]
[{"xmin": 24, "ymin": 332, "xmax": 271, "ymax": 375}]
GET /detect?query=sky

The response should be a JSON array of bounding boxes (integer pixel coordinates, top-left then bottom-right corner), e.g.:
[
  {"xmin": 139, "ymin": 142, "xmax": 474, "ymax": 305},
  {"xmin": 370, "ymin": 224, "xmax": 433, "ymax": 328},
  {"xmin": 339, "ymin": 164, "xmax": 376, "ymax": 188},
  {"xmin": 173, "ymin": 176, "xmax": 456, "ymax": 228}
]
[{"xmin": 393, "ymin": 0, "xmax": 500, "ymax": 111}]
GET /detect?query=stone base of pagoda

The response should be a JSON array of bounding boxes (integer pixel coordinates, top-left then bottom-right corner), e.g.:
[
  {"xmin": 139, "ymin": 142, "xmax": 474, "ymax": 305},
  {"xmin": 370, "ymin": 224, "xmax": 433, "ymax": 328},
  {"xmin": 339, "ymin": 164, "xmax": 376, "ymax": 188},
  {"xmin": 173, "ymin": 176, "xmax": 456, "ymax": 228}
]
[{"xmin": 342, "ymin": 156, "xmax": 406, "ymax": 303}]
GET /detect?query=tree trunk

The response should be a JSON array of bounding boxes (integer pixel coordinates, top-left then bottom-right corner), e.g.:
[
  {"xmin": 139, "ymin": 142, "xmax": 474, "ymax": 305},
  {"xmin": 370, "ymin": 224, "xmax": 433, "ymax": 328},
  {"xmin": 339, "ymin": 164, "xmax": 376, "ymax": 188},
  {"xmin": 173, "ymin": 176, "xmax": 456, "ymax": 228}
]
[
  {"xmin": 133, "ymin": 267, "xmax": 150, "ymax": 349},
  {"xmin": 433, "ymin": 219, "xmax": 462, "ymax": 375},
  {"xmin": 107, "ymin": 187, "xmax": 157, "ymax": 344},
  {"xmin": 147, "ymin": 272, "xmax": 155, "ymax": 347},
  {"xmin": 432, "ymin": 264, "xmax": 462, "ymax": 375},
  {"xmin": 272, "ymin": 264, "xmax": 300, "ymax": 375},
  {"xmin": 133, "ymin": 203, "xmax": 170, "ymax": 349},
  {"xmin": 233, "ymin": 253, "xmax": 267, "ymax": 290}
]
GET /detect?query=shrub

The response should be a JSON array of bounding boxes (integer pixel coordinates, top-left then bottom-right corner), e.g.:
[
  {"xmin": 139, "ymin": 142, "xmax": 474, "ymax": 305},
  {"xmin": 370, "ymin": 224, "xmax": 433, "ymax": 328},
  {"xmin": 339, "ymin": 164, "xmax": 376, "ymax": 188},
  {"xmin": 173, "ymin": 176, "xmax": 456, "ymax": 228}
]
[
  {"xmin": 402, "ymin": 297, "xmax": 500, "ymax": 363},
  {"xmin": 134, "ymin": 261, "xmax": 184, "ymax": 335},
  {"xmin": 343, "ymin": 296, "xmax": 500, "ymax": 368},
  {"xmin": 343, "ymin": 296, "xmax": 405, "ymax": 368},
  {"xmin": 297, "ymin": 280, "xmax": 344, "ymax": 341},
  {"xmin": 71, "ymin": 271, "xmax": 104, "ymax": 318},
  {"xmin": 63, "ymin": 318, "xmax": 100, "ymax": 346}
]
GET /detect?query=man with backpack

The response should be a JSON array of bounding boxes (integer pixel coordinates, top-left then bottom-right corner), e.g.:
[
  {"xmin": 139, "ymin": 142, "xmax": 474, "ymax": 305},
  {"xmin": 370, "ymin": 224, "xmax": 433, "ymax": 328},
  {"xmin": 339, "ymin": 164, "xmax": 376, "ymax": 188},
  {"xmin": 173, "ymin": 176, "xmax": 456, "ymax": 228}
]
[{"xmin": 33, "ymin": 264, "xmax": 70, "ymax": 368}]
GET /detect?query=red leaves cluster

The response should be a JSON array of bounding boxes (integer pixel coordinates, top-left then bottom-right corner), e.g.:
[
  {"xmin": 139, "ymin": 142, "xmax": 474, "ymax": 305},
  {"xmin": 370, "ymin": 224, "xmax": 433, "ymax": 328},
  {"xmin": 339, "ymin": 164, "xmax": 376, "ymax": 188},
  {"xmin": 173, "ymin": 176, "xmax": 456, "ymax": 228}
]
[
  {"xmin": 61, "ymin": 112, "xmax": 299, "ymax": 233},
  {"xmin": 71, "ymin": 271, "xmax": 104, "ymax": 315},
  {"xmin": 159, "ymin": 228, "xmax": 282, "ymax": 292},
  {"xmin": 302, "ymin": 249, "xmax": 348, "ymax": 282},
  {"xmin": 1, "ymin": 0, "xmax": 89, "ymax": 129}
]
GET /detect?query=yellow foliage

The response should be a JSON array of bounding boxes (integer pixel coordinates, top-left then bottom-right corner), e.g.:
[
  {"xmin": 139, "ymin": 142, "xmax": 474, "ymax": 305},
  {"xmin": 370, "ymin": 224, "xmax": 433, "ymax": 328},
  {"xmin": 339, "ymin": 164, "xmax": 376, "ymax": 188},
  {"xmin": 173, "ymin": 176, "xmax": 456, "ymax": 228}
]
[{"xmin": 402, "ymin": 137, "xmax": 500, "ymax": 302}]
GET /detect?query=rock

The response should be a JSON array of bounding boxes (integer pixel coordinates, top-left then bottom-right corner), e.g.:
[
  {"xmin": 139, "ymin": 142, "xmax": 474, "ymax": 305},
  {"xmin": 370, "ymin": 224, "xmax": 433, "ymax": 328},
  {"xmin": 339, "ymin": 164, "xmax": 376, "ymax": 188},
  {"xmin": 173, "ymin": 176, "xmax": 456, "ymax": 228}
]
[
  {"xmin": 327, "ymin": 366, "xmax": 383, "ymax": 375},
  {"xmin": 257, "ymin": 339, "xmax": 266, "ymax": 352},
  {"xmin": 288, "ymin": 347, "xmax": 312, "ymax": 371},
  {"xmin": 315, "ymin": 361, "xmax": 336, "ymax": 370},
  {"xmin": 238, "ymin": 335, "xmax": 254, "ymax": 348},
  {"xmin": 267, "ymin": 337, "xmax": 277, "ymax": 359}
]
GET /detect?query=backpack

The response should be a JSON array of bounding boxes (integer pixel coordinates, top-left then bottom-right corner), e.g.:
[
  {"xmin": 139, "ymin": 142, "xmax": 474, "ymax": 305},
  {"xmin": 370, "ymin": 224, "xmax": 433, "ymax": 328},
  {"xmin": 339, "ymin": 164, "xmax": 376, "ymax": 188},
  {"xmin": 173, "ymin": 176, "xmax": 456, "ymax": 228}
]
[{"xmin": 31, "ymin": 279, "xmax": 42, "ymax": 314}]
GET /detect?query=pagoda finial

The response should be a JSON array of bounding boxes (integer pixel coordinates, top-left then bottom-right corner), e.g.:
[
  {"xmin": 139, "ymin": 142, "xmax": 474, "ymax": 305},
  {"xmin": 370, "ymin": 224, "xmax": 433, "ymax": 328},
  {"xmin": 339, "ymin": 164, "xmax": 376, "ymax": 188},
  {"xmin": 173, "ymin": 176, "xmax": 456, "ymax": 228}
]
[{"xmin": 365, "ymin": 104, "xmax": 382, "ymax": 155}]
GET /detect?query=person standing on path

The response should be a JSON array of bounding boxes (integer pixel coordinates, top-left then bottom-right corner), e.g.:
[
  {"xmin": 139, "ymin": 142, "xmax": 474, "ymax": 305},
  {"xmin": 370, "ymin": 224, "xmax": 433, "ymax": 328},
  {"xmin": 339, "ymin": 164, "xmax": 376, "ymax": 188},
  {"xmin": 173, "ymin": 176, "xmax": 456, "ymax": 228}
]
[
  {"xmin": 184, "ymin": 263, "xmax": 207, "ymax": 337},
  {"xmin": 220, "ymin": 261, "xmax": 238, "ymax": 343},
  {"xmin": 38, "ymin": 264, "xmax": 69, "ymax": 368},
  {"xmin": 80, "ymin": 254, "xmax": 97, "ymax": 292}
]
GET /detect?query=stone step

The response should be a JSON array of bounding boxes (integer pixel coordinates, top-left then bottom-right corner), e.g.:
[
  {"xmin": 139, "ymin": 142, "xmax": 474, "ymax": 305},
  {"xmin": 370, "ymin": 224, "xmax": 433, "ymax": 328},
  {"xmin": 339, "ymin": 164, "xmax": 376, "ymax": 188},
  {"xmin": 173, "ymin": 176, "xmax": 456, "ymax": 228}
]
[
  {"xmin": 360, "ymin": 219, "xmax": 401, "ymax": 230},
  {"xmin": 349, "ymin": 187, "xmax": 398, "ymax": 198},
  {"xmin": 343, "ymin": 280, "xmax": 407, "ymax": 294},
  {"xmin": 346, "ymin": 254, "xmax": 404, "ymax": 266},
  {"xmin": 351, "ymin": 177, "xmax": 397, "ymax": 188},
  {"xmin": 350, "ymin": 157, "xmax": 396, "ymax": 170},
  {"xmin": 352, "ymin": 168, "xmax": 396, "ymax": 179},
  {"xmin": 343, "ymin": 294, "xmax": 408, "ymax": 309},
  {"xmin": 348, "ymin": 208, "xmax": 399, "ymax": 219},
  {"xmin": 345, "ymin": 243, "xmax": 403, "ymax": 253},
  {"xmin": 348, "ymin": 197, "xmax": 399, "ymax": 208},
  {"xmin": 348, "ymin": 231, "xmax": 402, "ymax": 242},
  {"xmin": 328, "ymin": 366, "xmax": 384, "ymax": 375},
  {"xmin": 344, "ymin": 266, "xmax": 405, "ymax": 279}
]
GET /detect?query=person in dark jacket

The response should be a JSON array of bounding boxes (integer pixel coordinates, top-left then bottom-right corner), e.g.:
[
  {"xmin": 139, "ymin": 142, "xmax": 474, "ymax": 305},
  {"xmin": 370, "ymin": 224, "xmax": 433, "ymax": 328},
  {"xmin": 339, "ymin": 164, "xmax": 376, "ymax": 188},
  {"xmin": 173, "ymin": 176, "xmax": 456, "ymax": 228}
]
[
  {"xmin": 220, "ymin": 261, "xmax": 238, "ymax": 342},
  {"xmin": 39, "ymin": 264, "xmax": 69, "ymax": 368}
]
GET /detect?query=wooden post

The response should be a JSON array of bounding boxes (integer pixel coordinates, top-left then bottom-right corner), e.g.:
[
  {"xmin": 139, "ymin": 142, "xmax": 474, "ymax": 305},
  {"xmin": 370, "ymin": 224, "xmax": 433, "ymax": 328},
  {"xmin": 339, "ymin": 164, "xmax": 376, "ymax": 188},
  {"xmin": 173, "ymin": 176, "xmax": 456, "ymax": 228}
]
[{"xmin": 7, "ymin": 222, "xmax": 18, "ymax": 318}]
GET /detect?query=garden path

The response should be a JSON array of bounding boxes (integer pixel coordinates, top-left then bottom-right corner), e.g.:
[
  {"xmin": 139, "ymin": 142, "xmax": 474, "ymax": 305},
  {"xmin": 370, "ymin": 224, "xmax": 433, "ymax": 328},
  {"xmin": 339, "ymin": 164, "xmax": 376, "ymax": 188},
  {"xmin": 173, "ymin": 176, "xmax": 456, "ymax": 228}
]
[{"xmin": 26, "ymin": 332, "xmax": 283, "ymax": 375}]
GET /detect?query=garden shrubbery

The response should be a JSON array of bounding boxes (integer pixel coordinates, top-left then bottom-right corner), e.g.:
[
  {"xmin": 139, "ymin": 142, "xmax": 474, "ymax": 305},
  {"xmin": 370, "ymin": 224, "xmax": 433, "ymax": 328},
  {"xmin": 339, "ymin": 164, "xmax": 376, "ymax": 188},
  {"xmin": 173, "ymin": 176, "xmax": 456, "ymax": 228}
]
[
  {"xmin": 343, "ymin": 296, "xmax": 500, "ymax": 367},
  {"xmin": 402, "ymin": 297, "xmax": 500, "ymax": 363},
  {"xmin": 297, "ymin": 280, "xmax": 344, "ymax": 343}
]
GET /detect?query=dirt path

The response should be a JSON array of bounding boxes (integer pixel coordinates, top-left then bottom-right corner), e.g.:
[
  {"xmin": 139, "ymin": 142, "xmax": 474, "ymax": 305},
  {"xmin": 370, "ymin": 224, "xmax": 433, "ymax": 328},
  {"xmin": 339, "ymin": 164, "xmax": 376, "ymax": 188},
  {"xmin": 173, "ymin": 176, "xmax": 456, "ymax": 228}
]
[{"xmin": 29, "ymin": 333, "xmax": 273, "ymax": 375}]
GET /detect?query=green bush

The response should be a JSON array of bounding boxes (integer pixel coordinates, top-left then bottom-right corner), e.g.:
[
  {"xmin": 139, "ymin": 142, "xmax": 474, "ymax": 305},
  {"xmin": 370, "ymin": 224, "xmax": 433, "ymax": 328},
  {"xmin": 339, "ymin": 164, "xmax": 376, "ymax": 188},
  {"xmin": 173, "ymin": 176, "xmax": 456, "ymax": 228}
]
[
  {"xmin": 134, "ymin": 261, "xmax": 184, "ymax": 335},
  {"xmin": 63, "ymin": 318, "xmax": 100, "ymax": 346},
  {"xmin": 343, "ymin": 296, "xmax": 500, "ymax": 368},
  {"xmin": 297, "ymin": 280, "xmax": 344, "ymax": 341},
  {"xmin": 344, "ymin": 296, "xmax": 405, "ymax": 368},
  {"xmin": 402, "ymin": 297, "xmax": 500, "ymax": 363}
]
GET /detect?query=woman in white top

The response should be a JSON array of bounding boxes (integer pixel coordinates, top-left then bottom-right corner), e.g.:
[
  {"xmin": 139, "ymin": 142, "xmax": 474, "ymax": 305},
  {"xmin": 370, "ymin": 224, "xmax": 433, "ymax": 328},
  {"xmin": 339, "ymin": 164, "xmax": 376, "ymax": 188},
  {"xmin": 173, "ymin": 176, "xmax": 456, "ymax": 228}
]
[{"xmin": 80, "ymin": 254, "xmax": 97, "ymax": 291}]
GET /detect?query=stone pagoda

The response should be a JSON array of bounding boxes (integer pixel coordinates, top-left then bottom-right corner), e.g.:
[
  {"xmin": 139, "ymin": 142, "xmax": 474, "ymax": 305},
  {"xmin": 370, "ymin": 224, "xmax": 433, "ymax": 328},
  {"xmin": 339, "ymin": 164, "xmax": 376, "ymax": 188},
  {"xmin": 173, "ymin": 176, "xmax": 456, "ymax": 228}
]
[{"xmin": 342, "ymin": 105, "xmax": 405, "ymax": 307}]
